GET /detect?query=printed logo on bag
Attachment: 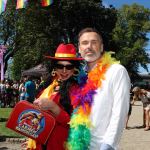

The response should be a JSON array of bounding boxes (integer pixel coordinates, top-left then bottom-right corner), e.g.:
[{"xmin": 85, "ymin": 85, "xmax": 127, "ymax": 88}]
[{"xmin": 16, "ymin": 109, "xmax": 45, "ymax": 138}]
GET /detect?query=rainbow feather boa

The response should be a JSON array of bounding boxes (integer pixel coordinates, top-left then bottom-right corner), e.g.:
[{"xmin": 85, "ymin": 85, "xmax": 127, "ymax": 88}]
[{"xmin": 66, "ymin": 52, "xmax": 119, "ymax": 150}]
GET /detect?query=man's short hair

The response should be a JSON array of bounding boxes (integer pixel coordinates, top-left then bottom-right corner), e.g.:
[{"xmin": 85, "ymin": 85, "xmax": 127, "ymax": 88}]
[{"xmin": 78, "ymin": 27, "xmax": 103, "ymax": 43}]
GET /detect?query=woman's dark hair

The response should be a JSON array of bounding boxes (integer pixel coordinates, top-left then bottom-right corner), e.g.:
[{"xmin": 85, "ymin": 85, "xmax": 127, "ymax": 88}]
[
  {"xmin": 58, "ymin": 77, "xmax": 75, "ymax": 115},
  {"xmin": 42, "ymin": 59, "xmax": 83, "ymax": 115},
  {"xmin": 56, "ymin": 60, "xmax": 82, "ymax": 115}
]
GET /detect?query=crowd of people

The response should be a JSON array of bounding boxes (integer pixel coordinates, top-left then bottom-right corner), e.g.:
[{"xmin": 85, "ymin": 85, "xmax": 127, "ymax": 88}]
[{"xmin": 0, "ymin": 76, "xmax": 45, "ymax": 108}]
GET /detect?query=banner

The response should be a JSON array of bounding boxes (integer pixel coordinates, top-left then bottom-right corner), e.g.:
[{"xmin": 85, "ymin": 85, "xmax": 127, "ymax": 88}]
[
  {"xmin": 0, "ymin": 0, "xmax": 54, "ymax": 13},
  {"xmin": 41, "ymin": 0, "xmax": 53, "ymax": 7},
  {"xmin": 0, "ymin": 0, "xmax": 7, "ymax": 14},
  {"xmin": 16, "ymin": 0, "xmax": 28, "ymax": 9}
]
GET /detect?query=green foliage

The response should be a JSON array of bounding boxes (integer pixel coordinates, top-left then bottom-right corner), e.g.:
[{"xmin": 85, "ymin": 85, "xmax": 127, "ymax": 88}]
[
  {"xmin": 1, "ymin": 1, "xmax": 150, "ymax": 81},
  {"xmin": 112, "ymin": 3, "xmax": 150, "ymax": 78},
  {"xmin": 0, "ymin": 0, "xmax": 117, "ymax": 79}
]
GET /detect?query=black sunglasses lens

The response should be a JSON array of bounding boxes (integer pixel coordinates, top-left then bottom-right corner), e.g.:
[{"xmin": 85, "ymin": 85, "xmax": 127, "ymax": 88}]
[
  {"xmin": 56, "ymin": 64, "xmax": 64, "ymax": 69},
  {"xmin": 56, "ymin": 64, "xmax": 74, "ymax": 70},
  {"xmin": 66, "ymin": 65, "xmax": 74, "ymax": 70}
]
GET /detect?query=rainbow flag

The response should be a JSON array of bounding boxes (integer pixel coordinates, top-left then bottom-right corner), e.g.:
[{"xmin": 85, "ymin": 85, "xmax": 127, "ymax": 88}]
[
  {"xmin": 16, "ymin": 0, "xmax": 28, "ymax": 9},
  {"xmin": 0, "ymin": 0, "xmax": 7, "ymax": 14},
  {"xmin": 41, "ymin": 0, "xmax": 53, "ymax": 7}
]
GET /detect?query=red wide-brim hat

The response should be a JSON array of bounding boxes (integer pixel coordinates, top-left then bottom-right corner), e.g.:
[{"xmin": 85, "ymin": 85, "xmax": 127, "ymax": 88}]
[{"xmin": 45, "ymin": 43, "xmax": 84, "ymax": 61}]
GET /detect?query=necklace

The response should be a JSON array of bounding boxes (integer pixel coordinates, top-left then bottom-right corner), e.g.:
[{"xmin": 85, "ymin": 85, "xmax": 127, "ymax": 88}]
[{"xmin": 66, "ymin": 52, "xmax": 119, "ymax": 150}]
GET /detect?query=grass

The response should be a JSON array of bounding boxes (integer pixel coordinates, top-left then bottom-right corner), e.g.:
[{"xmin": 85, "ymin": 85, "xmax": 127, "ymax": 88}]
[
  {"xmin": 0, "ymin": 108, "xmax": 24, "ymax": 137},
  {"xmin": 0, "ymin": 108, "xmax": 12, "ymax": 118}
]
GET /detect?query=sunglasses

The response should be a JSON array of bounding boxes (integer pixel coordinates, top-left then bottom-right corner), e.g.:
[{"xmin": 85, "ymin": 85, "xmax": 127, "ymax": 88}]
[{"xmin": 56, "ymin": 64, "xmax": 75, "ymax": 70}]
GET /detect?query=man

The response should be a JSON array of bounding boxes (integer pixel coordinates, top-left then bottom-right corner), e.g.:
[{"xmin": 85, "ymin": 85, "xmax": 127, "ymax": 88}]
[
  {"xmin": 78, "ymin": 28, "xmax": 131, "ymax": 150},
  {"xmin": 24, "ymin": 76, "xmax": 36, "ymax": 103}
]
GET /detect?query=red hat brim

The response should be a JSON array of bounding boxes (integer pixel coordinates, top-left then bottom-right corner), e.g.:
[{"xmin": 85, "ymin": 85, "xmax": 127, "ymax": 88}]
[{"xmin": 45, "ymin": 56, "xmax": 84, "ymax": 61}]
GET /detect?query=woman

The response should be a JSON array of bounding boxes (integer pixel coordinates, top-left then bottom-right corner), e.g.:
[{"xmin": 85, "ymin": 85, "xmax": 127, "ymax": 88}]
[
  {"xmin": 19, "ymin": 79, "xmax": 26, "ymax": 101},
  {"xmin": 24, "ymin": 43, "xmax": 83, "ymax": 150},
  {"xmin": 138, "ymin": 89, "xmax": 150, "ymax": 131}
]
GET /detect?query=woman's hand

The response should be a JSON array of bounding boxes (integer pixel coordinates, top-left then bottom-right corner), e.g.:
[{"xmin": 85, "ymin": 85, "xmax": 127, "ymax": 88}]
[{"xmin": 33, "ymin": 98, "xmax": 61, "ymax": 116}]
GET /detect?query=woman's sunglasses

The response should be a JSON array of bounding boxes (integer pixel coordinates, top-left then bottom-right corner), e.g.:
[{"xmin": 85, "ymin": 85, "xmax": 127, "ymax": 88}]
[{"xmin": 56, "ymin": 64, "xmax": 75, "ymax": 70}]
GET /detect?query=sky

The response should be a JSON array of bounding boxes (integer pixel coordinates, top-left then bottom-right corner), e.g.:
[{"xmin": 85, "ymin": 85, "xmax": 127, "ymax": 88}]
[
  {"xmin": 103, "ymin": 0, "xmax": 150, "ymax": 9},
  {"xmin": 103, "ymin": 0, "xmax": 150, "ymax": 74}
]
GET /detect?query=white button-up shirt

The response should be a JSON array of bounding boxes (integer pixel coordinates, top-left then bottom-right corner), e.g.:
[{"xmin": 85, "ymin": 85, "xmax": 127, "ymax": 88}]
[{"xmin": 89, "ymin": 64, "xmax": 131, "ymax": 150}]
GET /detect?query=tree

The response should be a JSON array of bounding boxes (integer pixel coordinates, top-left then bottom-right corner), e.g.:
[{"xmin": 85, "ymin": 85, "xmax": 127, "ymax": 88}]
[
  {"xmin": 0, "ymin": 0, "xmax": 117, "ymax": 79},
  {"xmin": 112, "ymin": 3, "xmax": 150, "ymax": 81},
  {"xmin": 0, "ymin": 0, "xmax": 16, "ymax": 74}
]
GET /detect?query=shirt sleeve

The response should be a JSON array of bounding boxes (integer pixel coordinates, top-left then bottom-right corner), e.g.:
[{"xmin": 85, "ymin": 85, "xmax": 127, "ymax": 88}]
[
  {"xmin": 100, "ymin": 143, "xmax": 114, "ymax": 150},
  {"xmin": 102, "ymin": 65, "xmax": 131, "ymax": 148},
  {"xmin": 55, "ymin": 109, "xmax": 70, "ymax": 127}
]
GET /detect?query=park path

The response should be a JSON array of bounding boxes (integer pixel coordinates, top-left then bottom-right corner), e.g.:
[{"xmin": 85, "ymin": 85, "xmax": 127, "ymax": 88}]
[
  {"xmin": 0, "ymin": 101, "xmax": 150, "ymax": 150},
  {"xmin": 119, "ymin": 101, "xmax": 150, "ymax": 150}
]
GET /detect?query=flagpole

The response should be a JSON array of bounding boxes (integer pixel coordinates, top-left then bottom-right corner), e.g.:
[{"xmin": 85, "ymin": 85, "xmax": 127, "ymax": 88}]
[
  {"xmin": 1, "ymin": 53, "xmax": 4, "ymax": 81},
  {"xmin": 0, "ymin": 45, "xmax": 6, "ymax": 81}
]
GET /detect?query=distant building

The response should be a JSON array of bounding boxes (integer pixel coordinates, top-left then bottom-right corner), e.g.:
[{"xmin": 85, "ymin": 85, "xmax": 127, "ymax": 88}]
[{"xmin": 133, "ymin": 73, "xmax": 150, "ymax": 90}]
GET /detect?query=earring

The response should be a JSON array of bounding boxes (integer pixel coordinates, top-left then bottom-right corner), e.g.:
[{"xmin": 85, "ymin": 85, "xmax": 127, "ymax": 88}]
[
  {"xmin": 73, "ymin": 68, "xmax": 79, "ymax": 76},
  {"xmin": 51, "ymin": 69, "xmax": 56, "ymax": 76}
]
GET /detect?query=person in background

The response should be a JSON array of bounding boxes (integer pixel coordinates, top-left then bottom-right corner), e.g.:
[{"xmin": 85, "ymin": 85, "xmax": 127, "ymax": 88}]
[
  {"xmin": 125, "ymin": 90, "xmax": 134, "ymax": 129},
  {"xmin": 35, "ymin": 76, "xmax": 48, "ymax": 98},
  {"xmin": 4, "ymin": 81, "xmax": 13, "ymax": 108},
  {"xmin": 131, "ymin": 86, "xmax": 140, "ymax": 105},
  {"xmin": 24, "ymin": 76, "xmax": 36, "ymax": 103},
  {"xmin": 23, "ymin": 43, "xmax": 83, "ymax": 150},
  {"xmin": 19, "ymin": 78, "xmax": 27, "ymax": 101},
  {"xmin": 35, "ymin": 79, "xmax": 41, "ymax": 91},
  {"xmin": 67, "ymin": 27, "xmax": 131, "ymax": 150},
  {"xmin": 12, "ymin": 80, "xmax": 19, "ymax": 106},
  {"xmin": 138, "ymin": 88, "xmax": 150, "ymax": 131},
  {"xmin": 0, "ymin": 80, "xmax": 5, "ymax": 107}
]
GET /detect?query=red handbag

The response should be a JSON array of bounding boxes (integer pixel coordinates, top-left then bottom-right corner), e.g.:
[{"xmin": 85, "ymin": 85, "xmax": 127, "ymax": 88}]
[{"xmin": 6, "ymin": 101, "xmax": 55, "ymax": 144}]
